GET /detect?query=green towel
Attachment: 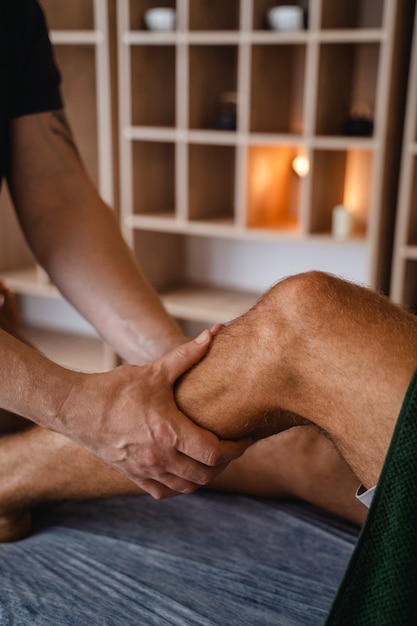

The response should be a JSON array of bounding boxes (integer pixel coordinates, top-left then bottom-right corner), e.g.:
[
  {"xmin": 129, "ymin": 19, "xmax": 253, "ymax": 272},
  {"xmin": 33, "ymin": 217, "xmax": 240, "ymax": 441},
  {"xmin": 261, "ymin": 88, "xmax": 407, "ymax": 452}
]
[{"xmin": 326, "ymin": 369, "xmax": 417, "ymax": 625}]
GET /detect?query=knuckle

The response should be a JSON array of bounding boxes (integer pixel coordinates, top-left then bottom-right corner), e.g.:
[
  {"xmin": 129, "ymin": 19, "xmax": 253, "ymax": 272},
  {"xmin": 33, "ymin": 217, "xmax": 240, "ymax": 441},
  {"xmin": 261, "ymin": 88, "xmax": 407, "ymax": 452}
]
[
  {"xmin": 202, "ymin": 448, "xmax": 222, "ymax": 467},
  {"xmin": 181, "ymin": 482, "xmax": 199, "ymax": 494},
  {"xmin": 151, "ymin": 490, "xmax": 166, "ymax": 500},
  {"xmin": 140, "ymin": 479, "xmax": 166, "ymax": 500},
  {"xmin": 196, "ymin": 472, "xmax": 213, "ymax": 487},
  {"xmin": 142, "ymin": 448, "xmax": 161, "ymax": 468}
]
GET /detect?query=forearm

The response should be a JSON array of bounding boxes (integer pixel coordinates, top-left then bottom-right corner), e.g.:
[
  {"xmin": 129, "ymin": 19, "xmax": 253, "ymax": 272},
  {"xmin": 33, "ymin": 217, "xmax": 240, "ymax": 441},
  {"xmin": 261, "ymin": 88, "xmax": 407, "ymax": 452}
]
[
  {"xmin": 0, "ymin": 328, "xmax": 77, "ymax": 429},
  {"xmin": 8, "ymin": 111, "xmax": 183, "ymax": 364},
  {"xmin": 32, "ymin": 197, "xmax": 184, "ymax": 364}
]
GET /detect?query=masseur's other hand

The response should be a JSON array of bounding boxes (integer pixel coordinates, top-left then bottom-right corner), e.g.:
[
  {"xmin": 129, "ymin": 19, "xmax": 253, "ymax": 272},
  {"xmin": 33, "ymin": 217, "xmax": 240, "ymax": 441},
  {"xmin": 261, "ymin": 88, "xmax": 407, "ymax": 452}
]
[{"xmin": 57, "ymin": 331, "xmax": 250, "ymax": 499}]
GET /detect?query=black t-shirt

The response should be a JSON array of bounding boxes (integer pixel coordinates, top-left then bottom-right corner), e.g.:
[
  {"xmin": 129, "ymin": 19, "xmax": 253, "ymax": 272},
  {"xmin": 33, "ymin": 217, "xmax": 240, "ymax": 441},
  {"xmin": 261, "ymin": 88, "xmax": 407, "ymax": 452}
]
[{"xmin": 0, "ymin": 0, "xmax": 63, "ymax": 182}]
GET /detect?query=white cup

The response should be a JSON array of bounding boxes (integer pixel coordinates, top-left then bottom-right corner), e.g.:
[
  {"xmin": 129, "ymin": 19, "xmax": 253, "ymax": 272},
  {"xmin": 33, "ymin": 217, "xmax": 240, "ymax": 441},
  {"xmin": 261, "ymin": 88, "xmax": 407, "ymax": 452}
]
[
  {"xmin": 144, "ymin": 7, "xmax": 176, "ymax": 32},
  {"xmin": 267, "ymin": 6, "xmax": 304, "ymax": 32}
]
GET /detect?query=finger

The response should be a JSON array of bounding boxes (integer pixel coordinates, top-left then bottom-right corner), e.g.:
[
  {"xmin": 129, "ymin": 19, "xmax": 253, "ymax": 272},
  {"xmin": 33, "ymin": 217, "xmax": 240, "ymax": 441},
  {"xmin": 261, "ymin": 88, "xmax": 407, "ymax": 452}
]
[
  {"xmin": 176, "ymin": 421, "xmax": 252, "ymax": 466},
  {"xmin": 210, "ymin": 323, "xmax": 224, "ymax": 335},
  {"xmin": 136, "ymin": 478, "xmax": 196, "ymax": 500},
  {"xmin": 157, "ymin": 455, "xmax": 231, "ymax": 488},
  {"xmin": 152, "ymin": 472, "xmax": 203, "ymax": 495},
  {"xmin": 194, "ymin": 437, "xmax": 252, "ymax": 466},
  {"xmin": 158, "ymin": 330, "xmax": 213, "ymax": 384}
]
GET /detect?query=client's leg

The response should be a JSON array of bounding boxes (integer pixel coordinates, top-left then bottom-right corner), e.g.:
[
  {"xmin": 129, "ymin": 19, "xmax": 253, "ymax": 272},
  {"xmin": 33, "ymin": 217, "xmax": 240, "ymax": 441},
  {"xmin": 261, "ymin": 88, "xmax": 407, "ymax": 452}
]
[
  {"xmin": 0, "ymin": 419, "xmax": 365, "ymax": 535},
  {"xmin": 0, "ymin": 283, "xmax": 32, "ymax": 435},
  {"xmin": 207, "ymin": 427, "xmax": 366, "ymax": 525},
  {"xmin": 0, "ymin": 282, "xmax": 146, "ymax": 541},
  {"xmin": 3, "ymin": 271, "xmax": 395, "ymax": 541},
  {"xmin": 0, "ymin": 426, "xmax": 147, "ymax": 541},
  {"xmin": 176, "ymin": 271, "xmax": 417, "ymax": 490}
]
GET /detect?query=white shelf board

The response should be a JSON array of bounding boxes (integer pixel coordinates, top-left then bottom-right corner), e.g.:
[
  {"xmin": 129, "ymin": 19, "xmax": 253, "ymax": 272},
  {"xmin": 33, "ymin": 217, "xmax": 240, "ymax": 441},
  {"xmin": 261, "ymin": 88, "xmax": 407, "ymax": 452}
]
[
  {"xmin": 124, "ymin": 214, "xmax": 366, "ymax": 244},
  {"xmin": 21, "ymin": 326, "xmax": 110, "ymax": 373},
  {"xmin": 50, "ymin": 30, "xmax": 104, "ymax": 45},
  {"xmin": 0, "ymin": 267, "xmax": 60, "ymax": 298},
  {"xmin": 317, "ymin": 29, "xmax": 385, "ymax": 43},
  {"xmin": 123, "ymin": 127, "xmax": 376, "ymax": 150},
  {"xmin": 123, "ymin": 126, "xmax": 177, "ymax": 142},
  {"xmin": 312, "ymin": 136, "xmax": 377, "ymax": 150},
  {"xmin": 400, "ymin": 245, "xmax": 417, "ymax": 260},
  {"xmin": 161, "ymin": 285, "xmax": 260, "ymax": 324},
  {"xmin": 124, "ymin": 214, "xmax": 306, "ymax": 240},
  {"xmin": 122, "ymin": 29, "xmax": 383, "ymax": 46}
]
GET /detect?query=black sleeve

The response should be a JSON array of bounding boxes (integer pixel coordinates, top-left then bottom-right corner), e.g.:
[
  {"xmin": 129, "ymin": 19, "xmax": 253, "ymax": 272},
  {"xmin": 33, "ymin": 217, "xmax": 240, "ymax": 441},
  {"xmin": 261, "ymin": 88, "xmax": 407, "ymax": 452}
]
[{"xmin": 8, "ymin": 0, "xmax": 63, "ymax": 118}]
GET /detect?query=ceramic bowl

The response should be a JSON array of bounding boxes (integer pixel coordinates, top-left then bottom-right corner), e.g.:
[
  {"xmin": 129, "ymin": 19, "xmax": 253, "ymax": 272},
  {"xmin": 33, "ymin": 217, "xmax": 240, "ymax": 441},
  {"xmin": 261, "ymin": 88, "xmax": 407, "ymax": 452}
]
[
  {"xmin": 144, "ymin": 7, "xmax": 176, "ymax": 32},
  {"xmin": 267, "ymin": 6, "xmax": 304, "ymax": 31}
]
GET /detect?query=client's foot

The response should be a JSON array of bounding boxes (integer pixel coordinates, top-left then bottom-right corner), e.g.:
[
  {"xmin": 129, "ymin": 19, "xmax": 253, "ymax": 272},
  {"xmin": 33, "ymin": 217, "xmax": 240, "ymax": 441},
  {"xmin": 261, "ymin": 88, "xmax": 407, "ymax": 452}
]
[{"xmin": 0, "ymin": 510, "xmax": 31, "ymax": 542}]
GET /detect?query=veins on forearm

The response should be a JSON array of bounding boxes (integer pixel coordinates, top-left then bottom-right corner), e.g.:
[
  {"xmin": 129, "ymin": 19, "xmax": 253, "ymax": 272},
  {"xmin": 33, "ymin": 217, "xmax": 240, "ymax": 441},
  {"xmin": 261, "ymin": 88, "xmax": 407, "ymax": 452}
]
[{"xmin": 49, "ymin": 110, "xmax": 82, "ymax": 162}]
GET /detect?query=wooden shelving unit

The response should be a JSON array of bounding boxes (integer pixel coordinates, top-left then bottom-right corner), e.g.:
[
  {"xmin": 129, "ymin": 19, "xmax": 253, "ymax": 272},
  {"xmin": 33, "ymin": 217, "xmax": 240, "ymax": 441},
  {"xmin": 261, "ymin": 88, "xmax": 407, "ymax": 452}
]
[
  {"xmin": 391, "ymin": 7, "xmax": 417, "ymax": 310},
  {"xmin": 1, "ymin": 0, "xmax": 414, "ymax": 361},
  {"xmin": 117, "ymin": 0, "xmax": 413, "ymax": 326},
  {"xmin": 0, "ymin": 0, "xmax": 116, "ymax": 371}
]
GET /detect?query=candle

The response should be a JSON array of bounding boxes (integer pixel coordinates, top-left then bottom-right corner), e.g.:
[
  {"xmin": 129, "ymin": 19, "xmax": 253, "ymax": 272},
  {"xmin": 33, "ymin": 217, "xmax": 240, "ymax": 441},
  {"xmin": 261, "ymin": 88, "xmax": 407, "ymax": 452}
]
[{"xmin": 332, "ymin": 204, "xmax": 353, "ymax": 240}]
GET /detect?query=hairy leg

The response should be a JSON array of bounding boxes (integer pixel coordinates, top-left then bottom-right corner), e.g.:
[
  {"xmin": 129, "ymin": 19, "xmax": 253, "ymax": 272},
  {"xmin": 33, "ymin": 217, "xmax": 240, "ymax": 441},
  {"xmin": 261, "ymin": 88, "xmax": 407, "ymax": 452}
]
[
  {"xmin": 0, "ymin": 282, "xmax": 145, "ymax": 539},
  {"xmin": 0, "ymin": 283, "xmax": 32, "ymax": 436},
  {"xmin": 176, "ymin": 271, "xmax": 417, "ymax": 489},
  {"xmin": 207, "ymin": 427, "xmax": 366, "ymax": 525},
  {"xmin": 0, "ymin": 426, "xmax": 147, "ymax": 541},
  {"xmin": 4, "ymin": 271, "xmax": 395, "ymax": 538},
  {"xmin": 0, "ymin": 427, "xmax": 145, "ymax": 513},
  {"xmin": 0, "ymin": 420, "xmax": 365, "ymax": 528}
]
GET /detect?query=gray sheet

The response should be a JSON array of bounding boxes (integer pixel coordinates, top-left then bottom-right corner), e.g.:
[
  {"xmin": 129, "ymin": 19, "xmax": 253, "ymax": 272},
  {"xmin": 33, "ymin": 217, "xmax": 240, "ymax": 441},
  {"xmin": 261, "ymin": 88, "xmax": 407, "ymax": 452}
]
[{"xmin": 0, "ymin": 492, "xmax": 358, "ymax": 625}]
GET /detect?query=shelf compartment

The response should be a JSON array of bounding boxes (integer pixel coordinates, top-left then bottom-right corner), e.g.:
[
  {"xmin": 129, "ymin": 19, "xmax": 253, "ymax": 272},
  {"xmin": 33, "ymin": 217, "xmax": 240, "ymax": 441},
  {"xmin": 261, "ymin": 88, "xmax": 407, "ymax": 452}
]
[
  {"xmin": 252, "ymin": 1, "xmax": 308, "ymax": 32},
  {"xmin": 188, "ymin": 144, "xmax": 235, "ymax": 222},
  {"xmin": 189, "ymin": 0, "xmax": 239, "ymax": 31},
  {"xmin": 131, "ymin": 141, "xmax": 176, "ymax": 216},
  {"xmin": 130, "ymin": 45, "xmax": 176, "ymax": 127},
  {"xmin": 53, "ymin": 46, "xmax": 99, "ymax": 185},
  {"xmin": 250, "ymin": 44, "xmax": 306, "ymax": 134},
  {"xmin": 321, "ymin": 0, "xmax": 384, "ymax": 30},
  {"xmin": 129, "ymin": 0, "xmax": 176, "ymax": 31},
  {"xmin": 246, "ymin": 145, "xmax": 302, "ymax": 230},
  {"xmin": 316, "ymin": 42, "xmax": 379, "ymax": 136},
  {"xmin": 310, "ymin": 148, "xmax": 372, "ymax": 236},
  {"xmin": 40, "ymin": 0, "xmax": 95, "ymax": 30},
  {"xmin": 404, "ymin": 157, "xmax": 417, "ymax": 245},
  {"xmin": 133, "ymin": 231, "xmax": 185, "ymax": 292},
  {"xmin": 189, "ymin": 45, "xmax": 238, "ymax": 130}
]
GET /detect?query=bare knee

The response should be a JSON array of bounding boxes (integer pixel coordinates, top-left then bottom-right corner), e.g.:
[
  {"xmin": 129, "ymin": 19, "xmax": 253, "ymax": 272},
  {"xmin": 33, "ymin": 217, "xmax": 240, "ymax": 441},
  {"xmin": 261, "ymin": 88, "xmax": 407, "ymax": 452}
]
[
  {"xmin": 264, "ymin": 270, "xmax": 402, "ymax": 339},
  {"xmin": 259, "ymin": 271, "xmax": 342, "ymax": 337}
]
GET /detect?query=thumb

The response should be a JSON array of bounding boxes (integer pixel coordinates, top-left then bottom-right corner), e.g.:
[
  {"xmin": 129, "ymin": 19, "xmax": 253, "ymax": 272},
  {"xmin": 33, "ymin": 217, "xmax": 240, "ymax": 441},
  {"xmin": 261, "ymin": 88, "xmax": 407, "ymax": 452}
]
[{"xmin": 161, "ymin": 330, "xmax": 213, "ymax": 383}]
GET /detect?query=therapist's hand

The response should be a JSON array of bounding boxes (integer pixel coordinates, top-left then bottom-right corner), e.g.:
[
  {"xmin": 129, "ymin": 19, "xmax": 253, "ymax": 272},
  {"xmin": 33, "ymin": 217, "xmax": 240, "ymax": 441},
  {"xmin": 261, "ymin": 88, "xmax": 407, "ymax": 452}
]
[{"xmin": 56, "ymin": 330, "xmax": 250, "ymax": 498}]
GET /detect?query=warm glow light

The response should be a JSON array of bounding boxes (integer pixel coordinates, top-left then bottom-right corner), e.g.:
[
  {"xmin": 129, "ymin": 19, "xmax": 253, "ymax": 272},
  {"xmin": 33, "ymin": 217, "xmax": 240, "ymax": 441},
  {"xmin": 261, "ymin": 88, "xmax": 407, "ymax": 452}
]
[{"xmin": 292, "ymin": 155, "xmax": 310, "ymax": 177}]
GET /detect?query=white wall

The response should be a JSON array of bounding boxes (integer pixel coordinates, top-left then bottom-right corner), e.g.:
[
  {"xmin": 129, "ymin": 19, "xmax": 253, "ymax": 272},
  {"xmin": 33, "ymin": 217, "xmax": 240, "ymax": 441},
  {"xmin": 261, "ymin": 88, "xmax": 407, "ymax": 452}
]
[
  {"xmin": 185, "ymin": 236, "xmax": 371, "ymax": 292},
  {"xmin": 19, "ymin": 295, "xmax": 98, "ymax": 336}
]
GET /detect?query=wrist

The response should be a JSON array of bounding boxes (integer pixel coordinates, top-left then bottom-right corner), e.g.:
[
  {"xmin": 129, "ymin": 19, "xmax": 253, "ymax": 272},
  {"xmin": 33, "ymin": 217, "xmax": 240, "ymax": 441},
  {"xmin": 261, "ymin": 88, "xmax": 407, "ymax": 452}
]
[{"xmin": 121, "ymin": 321, "xmax": 187, "ymax": 365}]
